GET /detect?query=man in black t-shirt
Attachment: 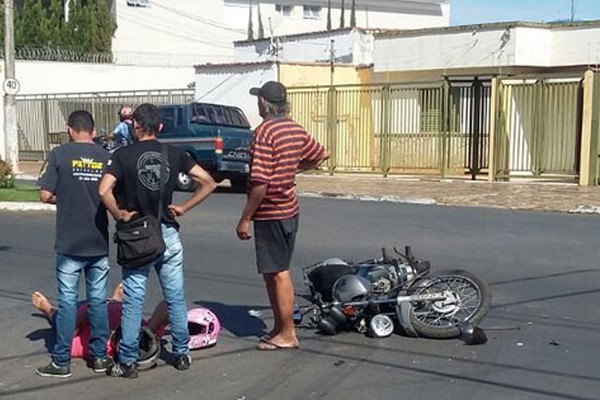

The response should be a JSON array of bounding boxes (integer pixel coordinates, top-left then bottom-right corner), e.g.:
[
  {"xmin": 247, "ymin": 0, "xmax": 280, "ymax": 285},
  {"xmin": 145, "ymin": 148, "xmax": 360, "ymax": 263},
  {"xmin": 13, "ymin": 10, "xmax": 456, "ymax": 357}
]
[
  {"xmin": 36, "ymin": 110, "xmax": 112, "ymax": 378},
  {"xmin": 99, "ymin": 103, "xmax": 217, "ymax": 378}
]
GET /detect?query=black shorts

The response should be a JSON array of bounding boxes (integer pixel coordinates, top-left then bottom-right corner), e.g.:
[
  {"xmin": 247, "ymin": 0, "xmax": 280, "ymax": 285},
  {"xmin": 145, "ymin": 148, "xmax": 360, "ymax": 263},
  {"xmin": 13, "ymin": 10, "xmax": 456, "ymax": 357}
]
[{"xmin": 254, "ymin": 215, "xmax": 299, "ymax": 274}]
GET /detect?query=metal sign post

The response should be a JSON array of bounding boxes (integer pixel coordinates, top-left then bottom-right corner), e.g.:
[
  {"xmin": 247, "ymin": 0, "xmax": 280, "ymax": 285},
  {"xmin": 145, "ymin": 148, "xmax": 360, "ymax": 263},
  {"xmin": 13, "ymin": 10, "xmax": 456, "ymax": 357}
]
[{"xmin": 3, "ymin": 0, "xmax": 19, "ymax": 171}]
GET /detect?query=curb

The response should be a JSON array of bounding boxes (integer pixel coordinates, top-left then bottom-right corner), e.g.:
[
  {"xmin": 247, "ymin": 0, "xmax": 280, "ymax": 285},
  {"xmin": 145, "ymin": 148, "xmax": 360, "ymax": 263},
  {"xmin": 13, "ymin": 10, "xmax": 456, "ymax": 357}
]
[
  {"xmin": 0, "ymin": 202, "xmax": 55, "ymax": 211},
  {"xmin": 299, "ymin": 191, "xmax": 437, "ymax": 205}
]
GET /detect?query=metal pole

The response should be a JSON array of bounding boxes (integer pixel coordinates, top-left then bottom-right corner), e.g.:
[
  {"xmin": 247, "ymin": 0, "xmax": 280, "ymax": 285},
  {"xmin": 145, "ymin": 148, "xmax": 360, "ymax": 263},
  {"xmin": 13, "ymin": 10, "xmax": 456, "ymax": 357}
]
[
  {"xmin": 329, "ymin": 39, "xmax": 335, "ymax": 87},
  {"xmin": 4, "ymin": 0, "xmax": 19, "ymax": 171}
]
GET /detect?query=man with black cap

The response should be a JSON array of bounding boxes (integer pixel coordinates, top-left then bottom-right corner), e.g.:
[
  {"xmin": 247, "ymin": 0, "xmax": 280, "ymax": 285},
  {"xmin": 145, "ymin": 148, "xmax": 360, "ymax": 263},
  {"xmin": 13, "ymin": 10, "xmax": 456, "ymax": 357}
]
[{"xmin": 237, "ymin": 81, "xmax": 328, "ymax": 350}]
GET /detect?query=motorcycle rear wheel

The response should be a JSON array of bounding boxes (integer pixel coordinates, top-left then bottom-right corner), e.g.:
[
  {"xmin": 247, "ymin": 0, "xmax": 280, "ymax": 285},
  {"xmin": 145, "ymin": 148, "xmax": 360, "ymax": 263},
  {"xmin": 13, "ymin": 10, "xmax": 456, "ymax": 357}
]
[{"xmin": 408, "ymin": 270, "xmax": 491, "ymax": 339}]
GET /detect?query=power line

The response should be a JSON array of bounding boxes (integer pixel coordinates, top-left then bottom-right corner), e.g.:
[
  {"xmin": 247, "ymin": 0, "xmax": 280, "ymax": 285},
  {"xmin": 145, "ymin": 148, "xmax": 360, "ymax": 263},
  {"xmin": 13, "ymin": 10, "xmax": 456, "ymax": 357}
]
[
  {"xmin": 118, "ymin": 14, "xmax": 252, "ymax": 52},
  {"xmin": 150, "ymin": 1, "xmax": 246, "ymax": 34}
]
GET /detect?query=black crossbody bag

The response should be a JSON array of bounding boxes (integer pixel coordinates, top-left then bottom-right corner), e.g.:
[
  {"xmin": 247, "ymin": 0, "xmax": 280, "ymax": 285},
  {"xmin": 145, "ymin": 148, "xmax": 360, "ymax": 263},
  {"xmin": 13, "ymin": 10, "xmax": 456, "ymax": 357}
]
[{"xmin": 114, "ymin": 146, "xmax": 168, "ymax": 269}]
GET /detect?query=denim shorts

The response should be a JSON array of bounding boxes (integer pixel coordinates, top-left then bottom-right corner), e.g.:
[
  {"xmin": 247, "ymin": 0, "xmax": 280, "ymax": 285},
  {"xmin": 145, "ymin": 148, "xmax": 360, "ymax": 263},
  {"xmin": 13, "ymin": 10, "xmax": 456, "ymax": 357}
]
[{"xmin": 254, "ymin": 215, "xmax": 299, "ymax": 274}]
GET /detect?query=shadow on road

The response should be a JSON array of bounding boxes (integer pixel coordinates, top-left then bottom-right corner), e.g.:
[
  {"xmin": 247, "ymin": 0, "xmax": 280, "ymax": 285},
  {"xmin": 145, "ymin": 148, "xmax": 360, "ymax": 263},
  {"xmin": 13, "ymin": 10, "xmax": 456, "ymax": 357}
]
[
  {"xmin": 194, "ymin": 300, "xmax": 268, "ymax": 338},
  {"xmin": 26, "ymin": 314, "xmax": 55, "ymax": 354}
]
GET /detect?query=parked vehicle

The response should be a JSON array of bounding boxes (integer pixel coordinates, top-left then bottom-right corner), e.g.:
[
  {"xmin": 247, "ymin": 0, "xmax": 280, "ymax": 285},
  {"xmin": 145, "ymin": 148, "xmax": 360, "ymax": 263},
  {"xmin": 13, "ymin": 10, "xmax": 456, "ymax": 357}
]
[
  {"xmin": 157, "ymin": 102, "xmax": 253, "ymax": 192},
  {"xmin": 298, "ymin": 246, "xmax": 491, "ymax": 341}
]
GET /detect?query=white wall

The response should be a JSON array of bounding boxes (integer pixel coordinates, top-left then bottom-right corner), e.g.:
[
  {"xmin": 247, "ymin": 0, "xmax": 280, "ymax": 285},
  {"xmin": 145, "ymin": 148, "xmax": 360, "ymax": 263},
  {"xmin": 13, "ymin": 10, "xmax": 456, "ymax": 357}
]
[
  {"xmin": 224, "ymin": 0, "xmax": 449, "ymax": 37},
  {"xmin": 111, "ymin": 0, "xmax": 448, "ymax": 67},
  {"xmin": 0, "ymin": 60, "xmax": 194, "ymax": 161},
  {"xmin": 15, "ymin": 61, "xmax": 194, "ymax": 95},
  {"xmin": 195, "ymin": 63, "xmax": 278, "ymax": 127},
  {"xmin": 374, "ymin": 23, "xmax": 600, "ymax": 73},
  {"xmin": 549, "ymin": 27, "xmax": 600, "ymax": 66},
  {"xmin": 234, "ymin": 28, "xmax": 373, "ymax": 66},
  {"xmin": 375, "ymin": 27, "xmax": 517, "ymax": 72},
  {"xmin": 113, "ymin": 0, "xmax": 244, "ymax": 66},
  {"xmin": 513, "ymin": 28, "xmax": 551, "ymax": 67}
]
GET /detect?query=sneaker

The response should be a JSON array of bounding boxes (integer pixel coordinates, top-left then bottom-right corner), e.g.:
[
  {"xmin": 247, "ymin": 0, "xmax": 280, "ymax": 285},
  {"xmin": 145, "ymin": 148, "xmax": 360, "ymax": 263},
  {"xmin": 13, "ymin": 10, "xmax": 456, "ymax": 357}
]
[
  {"xmin": 36, "ymin": 362, "xmax": 72, "ymax": 378},
  {"xmin": 87, "ymin": 357, "xmax": 113, "ymax": 373},
  {"xmin": 107, "ymin": 362, "xmax": 138, "ymax": 379},
  {"xmin": 173, "ymin": 354, "xmax": 192, "ymax": 371}
]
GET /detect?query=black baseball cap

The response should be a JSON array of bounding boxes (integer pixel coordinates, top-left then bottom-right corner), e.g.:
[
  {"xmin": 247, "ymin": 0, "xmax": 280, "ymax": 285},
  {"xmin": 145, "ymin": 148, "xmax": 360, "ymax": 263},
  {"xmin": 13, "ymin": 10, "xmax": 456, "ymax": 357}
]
[{"xmin": 250, "ymin": 81, "xmax": 287, "ymax": 104}]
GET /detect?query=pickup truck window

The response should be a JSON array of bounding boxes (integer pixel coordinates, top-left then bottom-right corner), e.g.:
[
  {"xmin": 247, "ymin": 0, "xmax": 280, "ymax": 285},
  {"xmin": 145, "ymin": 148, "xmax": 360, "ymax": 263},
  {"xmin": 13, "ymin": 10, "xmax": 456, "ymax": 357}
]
[
  {"xmin": 160, "ymin": 107, "xmax": 182, "ymax": 130},
  {"xmin": 191, "ymin": 103, "xmax": 250, "ymax": 129}
]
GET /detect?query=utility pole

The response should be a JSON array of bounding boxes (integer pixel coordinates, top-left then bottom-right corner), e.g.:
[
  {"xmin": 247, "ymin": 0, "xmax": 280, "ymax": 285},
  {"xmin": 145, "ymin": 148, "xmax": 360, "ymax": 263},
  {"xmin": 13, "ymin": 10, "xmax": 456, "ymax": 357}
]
[
  {"xmin": 570, "ymin": 0, "xmax": 576, "ymax": 22},
  {"xmin": 329, "ymin": 39, "xmax": 335, "ymax": 86},
  {"xmin": 3, "ymin": 0, "xmax": 20, "ymax": 171}
]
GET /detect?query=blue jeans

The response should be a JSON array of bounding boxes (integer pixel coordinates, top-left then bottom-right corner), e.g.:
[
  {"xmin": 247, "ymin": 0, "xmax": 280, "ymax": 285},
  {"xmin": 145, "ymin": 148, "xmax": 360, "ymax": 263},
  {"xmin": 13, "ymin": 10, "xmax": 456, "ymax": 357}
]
[
  {"xmin": 53, "ymin": 254, "xmax": 109, "ymax": 366},
  {"xmin": 118, "ymin": 225, "xmax": 189, "ymax": 365}
]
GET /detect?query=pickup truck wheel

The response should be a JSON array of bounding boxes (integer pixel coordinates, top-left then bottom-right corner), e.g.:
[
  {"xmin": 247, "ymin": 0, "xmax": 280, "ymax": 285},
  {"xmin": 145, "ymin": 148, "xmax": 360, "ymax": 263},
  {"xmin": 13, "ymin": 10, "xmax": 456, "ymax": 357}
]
[{"xmin": 176, "ymin": 172, "xmax": 196, "ymax": 192}]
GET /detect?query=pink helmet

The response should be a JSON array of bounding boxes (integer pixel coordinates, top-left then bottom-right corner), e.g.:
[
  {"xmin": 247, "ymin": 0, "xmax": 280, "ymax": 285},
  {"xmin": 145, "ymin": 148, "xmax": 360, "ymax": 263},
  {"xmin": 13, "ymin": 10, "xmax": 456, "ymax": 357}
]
[{"xmin": 187, "ymin": 307, "xmax": 220, "ymax": 350}]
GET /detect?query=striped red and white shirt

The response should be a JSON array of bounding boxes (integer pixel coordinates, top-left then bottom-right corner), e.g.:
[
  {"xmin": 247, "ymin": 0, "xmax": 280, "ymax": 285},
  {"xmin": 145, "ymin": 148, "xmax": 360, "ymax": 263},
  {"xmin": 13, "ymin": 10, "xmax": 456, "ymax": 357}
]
[{"xmin": 249, "ymin": 116, "xmax": 326, "ymax": 221}]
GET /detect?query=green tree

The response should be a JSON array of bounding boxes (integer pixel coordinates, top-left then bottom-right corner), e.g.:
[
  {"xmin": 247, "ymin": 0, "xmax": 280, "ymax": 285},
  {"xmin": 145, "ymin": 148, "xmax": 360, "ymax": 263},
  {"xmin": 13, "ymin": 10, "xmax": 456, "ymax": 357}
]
[
  {"xmin": 11, "ymin": 0, "xmax": 115, "ymax": 59},
  {"xmin": 326, "ymin": 0, "xmax": 331, "ymax": 30},
  {"xmin": 47, "ymin": 0, "xmax": 64, "ymax": 47},
  {"xmin": 0, "ymin": 4, "xmax": 5, "ymax": 44},
  {"xmin": 93, "ymin": 0, "xmax": 116, "ymax": 52},
  {"xmin": 247, "ymin": 0, "xmax": 254, "ymax": 41},
  {"xmin": 257, "ymin": 1, "xmax": 264, "ymax": 39},
  {"xmin": 16, "ymin": 0, "xmax": 50, "ymax": 47}
]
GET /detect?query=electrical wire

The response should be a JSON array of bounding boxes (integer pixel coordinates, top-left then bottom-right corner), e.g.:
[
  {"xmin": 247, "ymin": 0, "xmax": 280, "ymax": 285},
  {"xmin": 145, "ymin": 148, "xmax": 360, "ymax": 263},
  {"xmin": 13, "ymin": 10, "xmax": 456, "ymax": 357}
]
[{"xmin": 150, "ymin": 0, "xmax": 246, "ymax": 34}]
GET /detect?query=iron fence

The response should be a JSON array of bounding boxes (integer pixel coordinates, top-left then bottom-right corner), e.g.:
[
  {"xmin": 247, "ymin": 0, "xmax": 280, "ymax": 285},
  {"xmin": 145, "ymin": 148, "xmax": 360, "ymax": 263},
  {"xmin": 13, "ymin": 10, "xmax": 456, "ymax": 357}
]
[
  {"xmin": 17, "ymin": 89, "xmax": 194, "ymax": 160},
  {"xmin": 288, "ymin": 80, "xmax": 491, "ymax": 178},
  {"xmin": 494, "ymin": 77, "xmax": 582, "ymax": 179}
]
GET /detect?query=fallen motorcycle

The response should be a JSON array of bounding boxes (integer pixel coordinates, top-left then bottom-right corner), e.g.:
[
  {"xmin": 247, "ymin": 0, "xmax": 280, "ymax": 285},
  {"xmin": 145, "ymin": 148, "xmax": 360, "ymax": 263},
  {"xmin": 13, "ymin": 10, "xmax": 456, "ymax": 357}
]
[{"xmin": 297, "ymin": 246, "xmax": 491, "ymax": 340}]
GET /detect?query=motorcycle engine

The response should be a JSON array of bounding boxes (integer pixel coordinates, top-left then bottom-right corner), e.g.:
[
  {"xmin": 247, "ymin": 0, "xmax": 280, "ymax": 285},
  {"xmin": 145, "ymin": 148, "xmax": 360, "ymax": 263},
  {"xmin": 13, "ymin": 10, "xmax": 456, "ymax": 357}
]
[{"xmin": 358, "ymin": 262, "xmax": 415, "ymax": 295}]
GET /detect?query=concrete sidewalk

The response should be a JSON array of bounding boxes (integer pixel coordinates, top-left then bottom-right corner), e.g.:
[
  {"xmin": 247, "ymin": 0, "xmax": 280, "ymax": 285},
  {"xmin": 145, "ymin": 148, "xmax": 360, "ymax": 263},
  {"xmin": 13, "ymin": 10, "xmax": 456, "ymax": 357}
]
[{"xmin": 13, "ymin": 161, "xmax": 600, "ymax": 214}]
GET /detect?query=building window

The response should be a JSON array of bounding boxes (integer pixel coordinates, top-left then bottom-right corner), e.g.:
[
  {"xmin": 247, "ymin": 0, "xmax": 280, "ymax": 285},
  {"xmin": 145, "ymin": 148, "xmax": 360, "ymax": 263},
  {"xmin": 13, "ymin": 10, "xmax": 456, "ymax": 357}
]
[
  {"xmin": 303, "ymin": 5, "xmax": 321, "ymax": 19},
  {"xmin": 275, "ymin": 4, "xmax": 293, "ymax": 16}
]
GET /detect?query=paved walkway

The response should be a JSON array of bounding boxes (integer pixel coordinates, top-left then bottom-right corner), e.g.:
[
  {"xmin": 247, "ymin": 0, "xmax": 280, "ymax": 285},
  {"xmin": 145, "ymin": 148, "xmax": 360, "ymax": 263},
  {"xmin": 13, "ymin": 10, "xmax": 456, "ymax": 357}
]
[{"xmin": 12, "ymin": 161, "xmax": 600, "ymax": 214}]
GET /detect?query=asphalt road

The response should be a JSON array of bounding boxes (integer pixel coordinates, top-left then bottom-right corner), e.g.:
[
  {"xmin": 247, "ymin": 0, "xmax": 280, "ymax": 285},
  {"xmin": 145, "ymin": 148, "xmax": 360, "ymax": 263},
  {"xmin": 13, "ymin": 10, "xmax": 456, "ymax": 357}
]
[{"xmin": 1, "ymin": 192, "xmax": 599, "ymax": 400}]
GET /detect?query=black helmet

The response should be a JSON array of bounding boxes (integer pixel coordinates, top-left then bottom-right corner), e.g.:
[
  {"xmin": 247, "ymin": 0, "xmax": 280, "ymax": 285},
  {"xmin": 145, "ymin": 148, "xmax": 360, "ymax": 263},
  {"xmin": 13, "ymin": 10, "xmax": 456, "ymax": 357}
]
[{"xmin": 110, "ymin": 326, "xmax": 161, "ymax": 370}]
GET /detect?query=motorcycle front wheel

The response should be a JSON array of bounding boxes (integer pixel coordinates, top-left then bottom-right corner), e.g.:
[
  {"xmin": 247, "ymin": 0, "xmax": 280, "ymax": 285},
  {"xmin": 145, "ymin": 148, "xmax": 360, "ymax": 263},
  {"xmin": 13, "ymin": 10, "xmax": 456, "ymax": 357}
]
[{"xmin": 408, "ymin": 270, "xmax": 491, "ymax": 339}]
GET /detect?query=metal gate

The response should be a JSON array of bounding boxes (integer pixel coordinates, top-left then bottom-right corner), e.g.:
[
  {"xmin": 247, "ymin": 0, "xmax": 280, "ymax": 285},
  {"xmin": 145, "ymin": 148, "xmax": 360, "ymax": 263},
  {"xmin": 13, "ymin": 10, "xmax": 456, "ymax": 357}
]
[
  {"xmin": 450, "ymin": 78, "xmax": 492, "ymax": 179},
  {"xmin": 17, "ymin": 88, "xmax": 194, "ymax": 160},
  {"xmin": 288, "ymin": 79, "xmax": 491, "ymax": 178},
  {"xmin": 494, "ymin": 77, "xmax": 583, "ymax": 179}
]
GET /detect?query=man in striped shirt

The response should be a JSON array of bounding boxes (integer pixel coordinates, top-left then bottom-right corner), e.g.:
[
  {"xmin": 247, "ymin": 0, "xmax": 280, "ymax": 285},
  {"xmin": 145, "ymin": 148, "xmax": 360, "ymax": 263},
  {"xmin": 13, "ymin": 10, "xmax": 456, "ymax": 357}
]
[{"xmin": 237, "ymin": 81, "xmax": 328, "ymax": 351}]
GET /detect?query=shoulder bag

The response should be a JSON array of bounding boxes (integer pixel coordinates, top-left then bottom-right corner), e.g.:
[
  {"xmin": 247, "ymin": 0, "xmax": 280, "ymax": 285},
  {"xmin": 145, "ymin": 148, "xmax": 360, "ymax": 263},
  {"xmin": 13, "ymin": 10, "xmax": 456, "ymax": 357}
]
[{"xmin": 114, "ymin": 145, "xmax": 168, "ymax": 269}]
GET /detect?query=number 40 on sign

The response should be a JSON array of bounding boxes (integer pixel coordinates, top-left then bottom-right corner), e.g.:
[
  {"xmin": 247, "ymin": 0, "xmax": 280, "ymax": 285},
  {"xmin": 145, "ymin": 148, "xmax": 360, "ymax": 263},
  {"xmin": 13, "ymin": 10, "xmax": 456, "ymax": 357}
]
[{"xmin": 3, "ymin": 78, "xmax": 20, "ymax": 95}]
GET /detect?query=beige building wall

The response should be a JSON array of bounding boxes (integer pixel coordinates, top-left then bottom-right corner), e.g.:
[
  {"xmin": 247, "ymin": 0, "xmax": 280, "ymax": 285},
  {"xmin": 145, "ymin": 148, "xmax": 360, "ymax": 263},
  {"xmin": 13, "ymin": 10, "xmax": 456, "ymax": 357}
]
[{"xmin": 282, "ymin": 64, "xmax": 375, "ymax": 171}]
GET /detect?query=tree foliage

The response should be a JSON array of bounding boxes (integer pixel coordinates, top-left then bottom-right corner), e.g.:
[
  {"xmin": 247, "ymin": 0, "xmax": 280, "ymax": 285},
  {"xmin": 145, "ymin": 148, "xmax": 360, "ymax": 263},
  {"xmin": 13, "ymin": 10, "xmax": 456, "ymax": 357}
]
[
  {"xmin": 247, "ymin": 0, "xmax": 254, "ymax": 41},
  {"xmin": 326, "ymin": 0, "xmax": 331, "ymax": 31},
  {"xmin": 0, "ymin": 0, "xmax": 116, "ymax": 58},
  {"xmin": 257, "ymin": 1, "xmax": 264, "ymax": 39}
]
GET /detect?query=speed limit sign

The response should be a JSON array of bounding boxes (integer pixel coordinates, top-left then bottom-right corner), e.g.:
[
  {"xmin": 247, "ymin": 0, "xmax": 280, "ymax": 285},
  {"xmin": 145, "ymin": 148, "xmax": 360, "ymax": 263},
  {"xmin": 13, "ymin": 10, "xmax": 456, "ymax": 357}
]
[{"xmin": 3, "ymin": 78, "xmax": 20, "ymax": 95}]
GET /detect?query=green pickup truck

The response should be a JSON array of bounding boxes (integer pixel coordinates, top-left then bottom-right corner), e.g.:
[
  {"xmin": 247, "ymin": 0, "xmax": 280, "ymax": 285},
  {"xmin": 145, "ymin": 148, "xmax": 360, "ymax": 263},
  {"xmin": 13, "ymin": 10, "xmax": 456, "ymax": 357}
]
[{"xmin": 158, "ymin": 102, "xmax": 253, "ymax": 192}]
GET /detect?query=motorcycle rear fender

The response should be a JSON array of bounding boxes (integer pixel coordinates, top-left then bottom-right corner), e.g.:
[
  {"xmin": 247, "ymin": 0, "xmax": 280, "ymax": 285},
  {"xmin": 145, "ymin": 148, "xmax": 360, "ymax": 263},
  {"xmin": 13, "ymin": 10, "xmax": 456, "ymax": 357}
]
[{"xmin": 395, "ymin": 301, "xmax": 418, "ymax": 337}]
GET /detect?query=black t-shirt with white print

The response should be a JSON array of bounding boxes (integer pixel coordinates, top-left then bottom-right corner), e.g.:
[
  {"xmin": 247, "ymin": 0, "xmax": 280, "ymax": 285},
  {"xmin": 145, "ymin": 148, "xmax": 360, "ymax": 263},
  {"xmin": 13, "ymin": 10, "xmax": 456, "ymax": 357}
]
[
  {"xmin": 106, "ymin": 140, "xmax": 197, "ymax": 229},
  {"xmin": 37, "ymin": 142, "xmax": 110, "ymax": 257}
]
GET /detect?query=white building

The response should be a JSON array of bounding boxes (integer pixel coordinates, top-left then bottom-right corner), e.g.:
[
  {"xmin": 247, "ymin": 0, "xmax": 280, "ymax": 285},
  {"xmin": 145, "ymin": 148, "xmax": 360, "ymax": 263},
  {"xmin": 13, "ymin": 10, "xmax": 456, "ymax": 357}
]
[
  {"xmin": 112, "ymin": 0, "xmax": 450, "ymax": 66},
  {"xmin": 233, "ymin": 27, "xmax": 374, "ymax": 66},
  {"xmin": 373, "ymin": 20, "xmax": 600, "ymax": 80}
]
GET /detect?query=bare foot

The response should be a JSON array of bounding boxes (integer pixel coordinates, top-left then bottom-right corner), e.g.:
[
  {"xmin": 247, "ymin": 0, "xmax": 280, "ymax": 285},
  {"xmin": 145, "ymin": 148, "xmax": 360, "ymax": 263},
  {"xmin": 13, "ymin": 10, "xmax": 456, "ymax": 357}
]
[
  {"xmin": 31, "ymin": 291, "xmax": 55, "ymax": 320},
  {"xmin": 258, "ymin": 333, "xmax": 299, "ymax": 350}
]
